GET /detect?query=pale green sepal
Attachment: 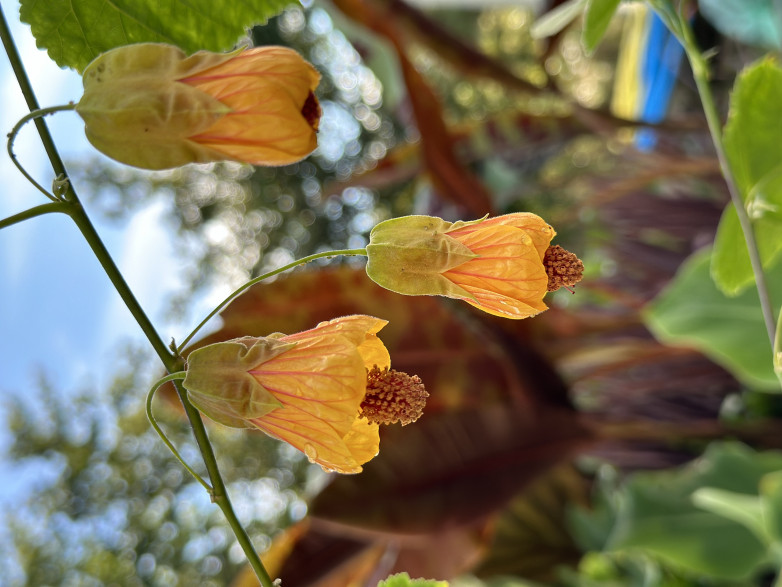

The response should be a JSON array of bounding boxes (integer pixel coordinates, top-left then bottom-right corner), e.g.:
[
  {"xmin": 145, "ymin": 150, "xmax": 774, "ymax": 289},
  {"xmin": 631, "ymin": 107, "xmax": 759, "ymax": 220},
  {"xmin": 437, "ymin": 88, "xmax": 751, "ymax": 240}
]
[
  {"xmin": 183, "ymin": 337, "xmax": 295, "ymax": 428},
  {"xmin": 365, "ymin": 215, "xmax": 477, "ymax": 299},
  {"xmin": 446, "ymin": 214, "xmax": 489, "ymax": 232},
  {"xmin": 76, "ymin": 43, "xmax": 235, "ymax": 169}
]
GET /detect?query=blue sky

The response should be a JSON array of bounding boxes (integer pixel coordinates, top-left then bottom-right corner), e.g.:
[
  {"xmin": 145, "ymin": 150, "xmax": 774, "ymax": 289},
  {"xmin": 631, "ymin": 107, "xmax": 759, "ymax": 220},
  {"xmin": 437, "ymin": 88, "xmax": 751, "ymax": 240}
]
[{"xmin": 0, "ymin": 1, "xmax": 192, "ymax": 434}]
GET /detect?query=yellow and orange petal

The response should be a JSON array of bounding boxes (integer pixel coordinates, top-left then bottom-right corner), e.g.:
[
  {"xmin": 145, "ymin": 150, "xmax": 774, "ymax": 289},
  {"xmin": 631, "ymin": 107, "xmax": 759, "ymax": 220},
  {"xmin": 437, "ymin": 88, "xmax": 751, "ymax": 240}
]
[
  {"xmin": 442, "ymin": 222, "xmax": 551, "ymax": 319},
  {"xmin": 447, "ymin": 212, "xmax": 555, "ymax": 259},
  {"xmin": 246, "ymin": 315, "xmax": 388, "ymax": 473},
  {"xmin": 252, "ymin": 406, "xmax": 379, "ymax": 474},
  {"xmin": 183, "ymin": 46, "xmax": 322, "ymax": 166}
]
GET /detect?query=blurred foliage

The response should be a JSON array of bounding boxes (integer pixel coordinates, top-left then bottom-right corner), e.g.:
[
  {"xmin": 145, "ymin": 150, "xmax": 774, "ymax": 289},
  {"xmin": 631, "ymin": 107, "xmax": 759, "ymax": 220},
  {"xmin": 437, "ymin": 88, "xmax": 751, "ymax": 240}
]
[
  {"xmin": 565, "ymin": 443, "xmax": 782, "ymax": 586},
  {"xmin": 1, "ymin": 346, "xmax": 312, "ymax": 586}
]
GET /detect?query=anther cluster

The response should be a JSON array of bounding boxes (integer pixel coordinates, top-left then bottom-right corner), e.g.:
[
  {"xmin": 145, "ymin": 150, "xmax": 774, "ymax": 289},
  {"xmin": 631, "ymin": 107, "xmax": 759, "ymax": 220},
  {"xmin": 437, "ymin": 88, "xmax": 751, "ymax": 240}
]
[
  {"xmin": 544, "ymin": 245, "xmax": 584, "ymax": 292},
  {"xmin": 360, "ymin": 366, "xmax": 429, "ymax": 426}
]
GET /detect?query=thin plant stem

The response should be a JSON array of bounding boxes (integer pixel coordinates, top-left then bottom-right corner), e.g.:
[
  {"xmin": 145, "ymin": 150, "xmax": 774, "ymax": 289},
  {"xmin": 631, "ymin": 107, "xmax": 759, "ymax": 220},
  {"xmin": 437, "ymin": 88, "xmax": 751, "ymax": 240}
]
[
  {"xmin": 177, "ymin": 248, "xmax": 368, "ymax": 352},
  {"xmin": 674, "ymin": 4, "xmax": 777, "ymax": 347},
  {"xmin": 147, "ymin": 372, "xmax": 212, "ymax": 492},
  {"xmin": 0, "ymin": 9, "xmax": 69, "ymax": 180},
  {"xmin": 1, "ymin": 7, "xmax": 275, "ymax": 585},
  {"xmin": 0, "ymin": 201, "xmax": 69, "ymax": 229},
  {"xmin": 775, "ymin": 310, "xmax": 782, "ymax": 386},
  {"xmin": 7, "ymin": 103, "xmax": 77, "ymax": 200}
]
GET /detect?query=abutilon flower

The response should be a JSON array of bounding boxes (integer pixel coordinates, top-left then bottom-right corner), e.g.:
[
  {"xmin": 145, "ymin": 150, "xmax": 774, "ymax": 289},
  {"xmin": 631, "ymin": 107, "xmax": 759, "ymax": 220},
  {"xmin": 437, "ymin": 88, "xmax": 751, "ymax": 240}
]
[
  {"xmin": 182, "ymin": 315, "xmax": 428, "ymax": 474},
  {"xmin": 75, "ymin": 43, "xmax": 321, "ymax": 170},
  {"xmin": 365, "ymin": 213, "xmax": 584, "ymax": 319}
]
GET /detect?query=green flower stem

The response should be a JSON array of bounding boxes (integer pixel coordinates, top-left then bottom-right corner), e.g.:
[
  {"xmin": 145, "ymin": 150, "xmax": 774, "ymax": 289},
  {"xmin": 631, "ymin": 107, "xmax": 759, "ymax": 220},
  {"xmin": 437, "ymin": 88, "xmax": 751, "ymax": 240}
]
[
  {"xmin": 0, "ymin": 8, "xmax": 69, "ymax": 182},
  {"xmin": 147, "ymin": 372, "xmax": 212, "ymax": 492},
  {"xmin": 674, "ymin": 5, "xmax": 777, "ymax": 348},
  {"xmin": 1, "ymin": 7, "xmax": 275, "ymax": 585},
  {"xmin": 7, "ymin": 104, "xmax": 77, "ymax": 200},
  {"xmin": 0, "ymin": 201, "xmax": 70, "ymax": 229},
  {"xmin": 177, "ymin": 248, "xmax": 368, "ymax": 352}
]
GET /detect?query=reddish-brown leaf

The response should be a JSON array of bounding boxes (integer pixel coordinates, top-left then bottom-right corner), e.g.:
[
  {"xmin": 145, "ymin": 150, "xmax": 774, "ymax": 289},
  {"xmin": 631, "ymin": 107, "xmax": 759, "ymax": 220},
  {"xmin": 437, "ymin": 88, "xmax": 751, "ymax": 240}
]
[{"xmin": 330, "ymin": 0, "xmax": 494, "ymax": 216}]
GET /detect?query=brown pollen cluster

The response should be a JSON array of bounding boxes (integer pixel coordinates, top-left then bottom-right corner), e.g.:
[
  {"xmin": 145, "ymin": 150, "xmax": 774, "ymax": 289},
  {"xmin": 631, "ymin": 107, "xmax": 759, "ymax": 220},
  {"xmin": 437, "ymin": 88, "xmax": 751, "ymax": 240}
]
[
  {"xmin": 301, "ymin": 92, "xmax": 322, "ymax": 131},
  {"xmin": 544, "ymin": 245, "xmax": 584, "ymax": 292},
  {"xmin": 360, "ymin": 366, "xmax": 429, "ymax": 426}
]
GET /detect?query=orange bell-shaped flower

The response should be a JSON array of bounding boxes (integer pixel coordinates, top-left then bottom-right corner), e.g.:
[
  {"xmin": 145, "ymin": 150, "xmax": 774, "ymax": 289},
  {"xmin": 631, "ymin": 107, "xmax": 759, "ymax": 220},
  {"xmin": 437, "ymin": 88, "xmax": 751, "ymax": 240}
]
[
  {"xmin": 366, "ymin": 213, "xmax": 583, "ymax": 319},
  {"xmin": 183, "ymin": 315, "xmax": 428, "ymax": 474},
  {"xmin": 76, "ymin": 43, "xmax": 321, "ymax": 170}
]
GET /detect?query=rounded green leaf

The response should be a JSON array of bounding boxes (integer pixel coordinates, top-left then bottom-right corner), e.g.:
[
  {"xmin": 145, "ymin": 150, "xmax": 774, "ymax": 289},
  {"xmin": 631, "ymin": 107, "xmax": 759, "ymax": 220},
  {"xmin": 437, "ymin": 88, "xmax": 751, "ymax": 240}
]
[
  {"xmin": 644, "ymin": 248, "xmax": 778, "ymax": 390},
  {"xmin": 20, "ymin": 0, "xmax": 294, "ymax": 72},
  {"xmin": 712, "ymin": 59, "xmax": 782, "ymax": 295}
]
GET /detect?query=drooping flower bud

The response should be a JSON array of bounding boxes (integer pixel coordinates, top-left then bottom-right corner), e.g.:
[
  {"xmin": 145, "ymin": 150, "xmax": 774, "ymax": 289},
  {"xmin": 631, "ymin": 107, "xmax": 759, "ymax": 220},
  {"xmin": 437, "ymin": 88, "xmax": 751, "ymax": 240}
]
[{"xmin": 76, "ymin": 43, "xmax": 321, "ymax": 170}]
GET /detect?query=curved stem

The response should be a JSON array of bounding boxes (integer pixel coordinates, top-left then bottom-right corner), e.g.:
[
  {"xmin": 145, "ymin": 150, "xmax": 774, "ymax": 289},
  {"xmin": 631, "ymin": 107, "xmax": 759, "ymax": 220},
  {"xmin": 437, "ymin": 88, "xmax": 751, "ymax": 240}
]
[
  {"xmin": 0, "ymin": 201, "xmax": 70, "ymax": 229},
  {"xmin": 7, "ymin": 104, "xmax": 77, "ymax": 200},
  {"xmin": 147, "ymin": 372, "xmax": 212, "ymax": 491},
  {"xmin": 1, "ymin": 7, "xmax": 275, "ymax": 584},
  {"xmin": 675, "ymin": 10, "xmax": 777, "ymax": 349},
  {"xmin": 177, "ymin": 248, "xmax": 368, "ymax": 352},
  {"xmin": 0, "ymin": 9, "xmax": 69, "ymax": 180}
]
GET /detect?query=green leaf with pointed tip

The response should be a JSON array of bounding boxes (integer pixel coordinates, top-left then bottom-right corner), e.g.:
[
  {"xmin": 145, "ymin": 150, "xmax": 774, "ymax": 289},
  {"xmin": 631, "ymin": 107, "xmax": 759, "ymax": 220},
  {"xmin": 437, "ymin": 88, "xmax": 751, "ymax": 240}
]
[
  {"xmin": 531, "ymin": 0, "xmax": 588, "ymax": 40},
  {"xmin": 712, "ymin": 59, "xmax": 782, "ymax": 295},
  {"xmin": 644, "ymin": 248, "xmax": 779, "ymax": 391},
  {"xmin": 582, "ymin": 0, "xmax": 622, "ymax": 53},
  {"xmin": 20, "ymin": 0, "xmax": 295, "ymax": 72}
]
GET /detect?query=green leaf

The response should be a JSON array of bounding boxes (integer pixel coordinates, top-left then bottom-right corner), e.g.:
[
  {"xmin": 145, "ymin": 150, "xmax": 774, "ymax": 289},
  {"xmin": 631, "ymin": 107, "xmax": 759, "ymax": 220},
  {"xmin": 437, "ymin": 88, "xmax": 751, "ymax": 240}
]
[
  {"xmin": 377, "ymin": 572, "xmax": 449, "ymax": 587},
  {"xmin": 644, "ymin": 248, "xmax": 779, "ymax": 390},
  {"xmin": 20, "ymin": 0, "xmax": 295, "ymax": 72},
  {"xmin": 700, "ymin": 0, "xmax": 782, "ymax": 49},
  {"xmin": 582, "ymin": 0, "xmax": 622, "ymax": 53},
  {"xmin": 530, "ymin": 0, "xmax": 588, "ymax": 40},
  {"xmin": 761, "ymin": 470, "xmax": 782, "ymax": 542},
  {"xmin": 691, "ymin": 488, "xmax": 766, "ymax": 540},
  {"xmin": 608, "ymin": 442, "xmax": 782, "ymax": 580},
  {"xmin": 712, "ymin": 59, "xmax": 782, "ymax": 295}
]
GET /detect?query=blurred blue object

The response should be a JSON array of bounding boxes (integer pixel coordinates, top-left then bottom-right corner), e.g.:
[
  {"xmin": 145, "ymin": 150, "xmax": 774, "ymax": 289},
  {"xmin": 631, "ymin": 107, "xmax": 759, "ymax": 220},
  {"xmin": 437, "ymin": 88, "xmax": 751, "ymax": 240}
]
[
  {"xmin": 636, "ymin": 12, "xmax": 684, "ymax": 149},
  {"xmin": 611, "ymin": 5, "xmax": 684, "ymax": 150}
]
